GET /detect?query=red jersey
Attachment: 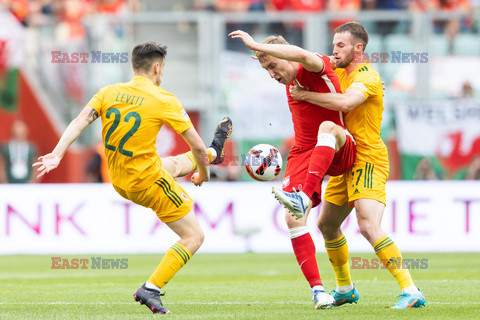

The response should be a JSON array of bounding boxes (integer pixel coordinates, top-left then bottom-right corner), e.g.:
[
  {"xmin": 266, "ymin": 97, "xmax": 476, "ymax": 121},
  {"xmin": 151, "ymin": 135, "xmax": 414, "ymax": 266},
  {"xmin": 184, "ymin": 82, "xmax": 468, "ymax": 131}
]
[{"xmin": 286, "ymin": 54, "xmax": 344, "ymax": 153}]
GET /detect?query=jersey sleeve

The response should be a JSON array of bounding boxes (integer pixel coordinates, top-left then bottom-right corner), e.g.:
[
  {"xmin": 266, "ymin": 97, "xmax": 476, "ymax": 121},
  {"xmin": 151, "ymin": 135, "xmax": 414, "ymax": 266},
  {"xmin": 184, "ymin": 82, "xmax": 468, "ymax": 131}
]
[
  {"xmin": 86, "ymin": 86, "xmax": 108, "ymax": 115},
  {"xmin": 162, "ymin": 97, "xmax": 193, "ymax": 134},
  {"xmin": 346, "ymin": 71, "xmax": 381, "ymax": 99},
  {"xmin": 317, "ymin": 54, "xmax": 331, "ymax": 75}
]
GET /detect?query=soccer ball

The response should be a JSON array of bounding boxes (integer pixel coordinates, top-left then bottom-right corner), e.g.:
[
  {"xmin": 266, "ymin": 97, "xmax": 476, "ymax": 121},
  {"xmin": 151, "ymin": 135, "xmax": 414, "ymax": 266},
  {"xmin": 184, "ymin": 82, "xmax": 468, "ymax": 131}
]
[{"xmin": 245, "ymin": 144, "xmax": 283, "ymax": 182}]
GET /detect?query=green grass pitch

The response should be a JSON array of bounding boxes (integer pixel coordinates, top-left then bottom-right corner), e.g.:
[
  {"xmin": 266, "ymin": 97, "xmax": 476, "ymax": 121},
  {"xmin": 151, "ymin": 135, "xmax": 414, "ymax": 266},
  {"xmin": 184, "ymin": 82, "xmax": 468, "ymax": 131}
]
[{"xmin": 1, "ymin": 253, "xmax": 479, "ymax": 319}]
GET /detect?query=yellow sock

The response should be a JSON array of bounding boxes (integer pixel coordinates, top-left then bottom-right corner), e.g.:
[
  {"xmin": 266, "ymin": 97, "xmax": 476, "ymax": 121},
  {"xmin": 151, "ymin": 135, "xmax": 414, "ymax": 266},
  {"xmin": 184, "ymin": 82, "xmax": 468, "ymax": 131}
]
[
  {"xmin": 148, "ymin": 242, "xmax": 192, "ymax": 288},
  {"xmin": 325, "ymin": 235, "xmax": 352, "ymax": 287},
  {"xmin": 184, "ymin": 150, "xmax": 213, "ymax": 171},
  {"xmin": 374, "ymin": 236, "xmax": 415, "ymax": 291}
]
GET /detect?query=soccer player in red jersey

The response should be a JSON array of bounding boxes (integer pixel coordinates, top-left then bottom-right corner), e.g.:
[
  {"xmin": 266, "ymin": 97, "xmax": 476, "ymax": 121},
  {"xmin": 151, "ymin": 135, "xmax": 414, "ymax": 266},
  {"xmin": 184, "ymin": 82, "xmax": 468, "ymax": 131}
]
[
  {"xmin": 289, "ymin": 21, "xmax": 426, "ymax": 309},
  {"xmin": 229, "ymin": 30, "xmax": 356, "ymax": 309}
]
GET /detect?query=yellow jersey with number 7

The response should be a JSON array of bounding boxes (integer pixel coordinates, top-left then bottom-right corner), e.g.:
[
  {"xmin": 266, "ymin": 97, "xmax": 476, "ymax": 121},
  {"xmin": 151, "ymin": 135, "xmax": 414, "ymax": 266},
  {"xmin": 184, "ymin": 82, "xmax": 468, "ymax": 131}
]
[
  {"xmin": 87, "ymin": 76, "xmax": 193, "ymax": 192},
  {"xmin": 334, "ymin": 62, "xmax": 389, "ymax": 168}
]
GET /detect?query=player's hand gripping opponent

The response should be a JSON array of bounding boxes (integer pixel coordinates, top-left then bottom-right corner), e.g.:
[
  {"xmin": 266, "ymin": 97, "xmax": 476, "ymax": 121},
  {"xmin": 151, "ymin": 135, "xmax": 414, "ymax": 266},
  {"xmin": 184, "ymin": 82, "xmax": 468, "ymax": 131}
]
[{"xmin": 289, "ymin": 82, "xmax": 308, "ymax": 101}]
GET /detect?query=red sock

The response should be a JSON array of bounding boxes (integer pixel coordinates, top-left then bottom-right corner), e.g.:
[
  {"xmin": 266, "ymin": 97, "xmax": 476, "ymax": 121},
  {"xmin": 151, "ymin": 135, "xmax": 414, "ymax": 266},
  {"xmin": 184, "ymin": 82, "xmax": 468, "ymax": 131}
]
[
  {"xmin": 291, "ymin": 233, "xmax": 322, "ymax": 288},
  {"xmin": 302, "ymin": 144, "xmax": 335, "ymax": 200}
]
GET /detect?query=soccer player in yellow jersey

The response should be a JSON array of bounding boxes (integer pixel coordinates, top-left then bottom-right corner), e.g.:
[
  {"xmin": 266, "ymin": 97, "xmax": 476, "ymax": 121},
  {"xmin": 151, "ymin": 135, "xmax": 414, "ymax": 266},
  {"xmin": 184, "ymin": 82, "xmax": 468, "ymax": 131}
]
[
  {"xmin": 289, "ymin": 22, "xmax": 426, "ymax": 309},
  {"xmin": 33, "ymin": 42, "xmax": 233, "ymax": 314}
]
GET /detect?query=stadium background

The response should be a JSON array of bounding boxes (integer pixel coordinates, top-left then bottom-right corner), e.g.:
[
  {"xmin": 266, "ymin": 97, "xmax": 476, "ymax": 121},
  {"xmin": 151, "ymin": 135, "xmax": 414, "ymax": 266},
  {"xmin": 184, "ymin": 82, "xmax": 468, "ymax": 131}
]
[
  {"xmin": 3, "ymin": 0, "xmax": 480, "ymax": 183},
  {"xmin": 1, "ymin": 0, "xmax": 480, "ymax": 251}
]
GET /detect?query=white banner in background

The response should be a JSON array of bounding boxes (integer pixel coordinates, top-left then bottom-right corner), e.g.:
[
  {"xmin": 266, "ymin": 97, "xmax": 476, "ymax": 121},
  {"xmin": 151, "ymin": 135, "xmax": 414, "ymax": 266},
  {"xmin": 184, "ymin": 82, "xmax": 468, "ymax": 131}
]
[
  {"xmin": 0, "ymin": 11, "xmax": 26, "ymax": 68},
  {"xmin": 0, "ymin": 182, "xmax": 479, "ymax": 254},
  {"xmin": 395, "ymin": 100, "xmax": 480, "ymax": 157}
]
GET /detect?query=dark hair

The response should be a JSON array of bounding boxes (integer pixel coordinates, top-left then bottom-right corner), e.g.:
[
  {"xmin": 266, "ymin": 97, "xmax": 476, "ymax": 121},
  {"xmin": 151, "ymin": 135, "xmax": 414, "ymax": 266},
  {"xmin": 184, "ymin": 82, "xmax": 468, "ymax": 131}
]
[
  {"xmin": 131, "ymin": 42, "xmax": 167, "ymax": 72},
  {"xmin": 335, "ymin": 22, "xmax": 369, "ymax": 51}
]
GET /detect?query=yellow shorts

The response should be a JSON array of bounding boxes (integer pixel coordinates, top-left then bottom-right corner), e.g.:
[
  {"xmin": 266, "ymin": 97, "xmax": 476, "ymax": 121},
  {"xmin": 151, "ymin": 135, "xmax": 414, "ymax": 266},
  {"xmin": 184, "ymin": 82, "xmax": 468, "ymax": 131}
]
[
  {"xmin": 324, "ymin": 161, "xmax": 390, "ymax": 207},
  {"xmin": 113, "ymin": 169, "xmax": 193, "ymax": 223}
]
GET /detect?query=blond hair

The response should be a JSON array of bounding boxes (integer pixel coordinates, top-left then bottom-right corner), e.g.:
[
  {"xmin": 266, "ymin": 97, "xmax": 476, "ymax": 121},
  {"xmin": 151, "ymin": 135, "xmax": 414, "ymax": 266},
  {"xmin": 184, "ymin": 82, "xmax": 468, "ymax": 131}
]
[{"xmin": 255, "ymin": 35, "xmax": 289, "ymax": 61}]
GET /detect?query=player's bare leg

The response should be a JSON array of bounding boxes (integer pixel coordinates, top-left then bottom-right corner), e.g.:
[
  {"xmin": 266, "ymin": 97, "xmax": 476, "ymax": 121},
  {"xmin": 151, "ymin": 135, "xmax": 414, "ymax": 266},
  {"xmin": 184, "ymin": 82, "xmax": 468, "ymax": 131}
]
[
  {"xmin": 354, "ymin": 198, "xmax": 425, "ymax": 308},
  {"xmin": 285, "ymin": 208, "xmax": 334, "ymax": 309},
  {"xmin": 165, "ymin": 209, "xmax": 205, "ymax": 254},
  {"xmin": 301, "ymin": 121, "xmax": 346, "ymax": 201},
  {"xmin": 318, "ymin": 201, "xmax": 359, "ymax": 306},
  {"xmin": 273, "ymin": 121, "xmax": 347, "ymax": 219},
  {"xmin": 318, "ymin": 201, "xmax": 352, "ymax": 241},
  {"xmin": 354, "ymin": 199, "xmax": 386, "ymax": 245},
  {"xmin": 161, "ymin": 155, "xmax": 196, "ymax": 178},
  {"xmin": 319, "ymin": 121, "xmax": 347, "ymax": 151},
  {"xmin": 162, "ymin": 117, "xmax": 233, "ymax": 178},
  {"xmin": 134, "ymin": 210, "xmax": 204, "ymax": 314}
]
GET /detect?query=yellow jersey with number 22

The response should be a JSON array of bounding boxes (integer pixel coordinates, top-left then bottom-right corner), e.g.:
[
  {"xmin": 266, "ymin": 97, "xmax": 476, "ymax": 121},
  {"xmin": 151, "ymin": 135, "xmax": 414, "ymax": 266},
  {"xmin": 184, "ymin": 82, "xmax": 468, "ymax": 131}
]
[{"xmin": 87, "ymin": 76, "xmax": 193, "ymax": 192}]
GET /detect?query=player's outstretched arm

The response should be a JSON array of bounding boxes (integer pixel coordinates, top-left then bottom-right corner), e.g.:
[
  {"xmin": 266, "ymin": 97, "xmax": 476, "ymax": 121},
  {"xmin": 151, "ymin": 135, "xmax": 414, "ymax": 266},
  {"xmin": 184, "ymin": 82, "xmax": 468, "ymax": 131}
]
[
  {"xmin": 228, "ymin": 30, "xmax": 324, "ymax": 73},
  {"xmin": 180, "ymin": 127, "xmax": 210, "ymax": 186},
  {"xmin": 290, "ymin": 83, "xmax": 366, "ymax": 112},
  {"xmin": 33, "ymin": 106, "xmax": 99, "ymax": 178}
]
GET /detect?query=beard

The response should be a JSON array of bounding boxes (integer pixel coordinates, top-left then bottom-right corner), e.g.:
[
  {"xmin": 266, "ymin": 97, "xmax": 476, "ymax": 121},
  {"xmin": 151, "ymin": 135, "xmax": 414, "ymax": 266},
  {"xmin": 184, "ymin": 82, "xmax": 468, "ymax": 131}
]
[{"xmin": 336, "ymin": 49, "xmax": 354, "ymax": 68}]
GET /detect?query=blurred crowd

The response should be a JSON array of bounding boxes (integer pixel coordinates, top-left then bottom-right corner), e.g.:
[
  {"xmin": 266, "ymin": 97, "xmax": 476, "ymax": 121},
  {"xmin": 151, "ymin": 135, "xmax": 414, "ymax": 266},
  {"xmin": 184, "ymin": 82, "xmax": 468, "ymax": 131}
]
[
  {"xmin": 193, "ymin": 0, "xmax": 476, "ymax": 13},
  {"xmin": 2, "ymin": 0, "xmax": 477, "ymax": 53},
  {"xmin": 2, "ymin": 0, "xmax": 477, "ymax": 55},
  {"xmin": 191, "ymin": 0, "xmax": 479, "ymax": 48},
  {"xmin": 3, "ymin": 1, "xmax": 478, "ymax": 28},
  {"xmin": 1, "ymin": 0, "xmax": 140, "ymax": 27}
]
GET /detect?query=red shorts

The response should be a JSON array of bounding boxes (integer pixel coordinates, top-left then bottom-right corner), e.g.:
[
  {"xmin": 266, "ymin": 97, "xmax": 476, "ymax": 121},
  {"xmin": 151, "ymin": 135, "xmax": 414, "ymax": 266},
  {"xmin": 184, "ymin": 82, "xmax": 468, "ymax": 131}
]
[{"xmin": 282, "ymin": 130, "xmax": 356, "ymax": 207}]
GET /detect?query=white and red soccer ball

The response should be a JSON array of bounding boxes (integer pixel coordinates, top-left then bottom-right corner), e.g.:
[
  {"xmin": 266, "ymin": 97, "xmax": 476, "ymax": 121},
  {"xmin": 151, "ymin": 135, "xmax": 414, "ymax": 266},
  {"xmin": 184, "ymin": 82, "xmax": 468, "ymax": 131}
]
[{"xmin": 245, "ymin": 144, "xmax": 283, "ymax": 182}]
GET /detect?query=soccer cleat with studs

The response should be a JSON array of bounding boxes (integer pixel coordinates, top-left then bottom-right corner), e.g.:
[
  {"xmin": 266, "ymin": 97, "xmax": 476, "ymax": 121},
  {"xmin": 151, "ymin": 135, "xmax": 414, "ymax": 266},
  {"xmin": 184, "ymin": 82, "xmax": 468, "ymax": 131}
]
[
  {"xmin": 392, "ymin": 289, "xmax": 426, "ymax": 309},
  {"xmin": 133, "ymin": 283, "xmax": 171, "ymax": 314},
  {"xmin": 272, "ymin": 187, "xmax": 309, "ymax": 219},
  {"xmin": 330, "ymin": 286, "xmax": 360, "ymax": 307},
  {"xmin": 210, "ymin": 117, "xmax": 233, "ymax": 165},
  {"xmin": 312, "ymin": 288, "xmax": 335, "ymax": 309}
]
